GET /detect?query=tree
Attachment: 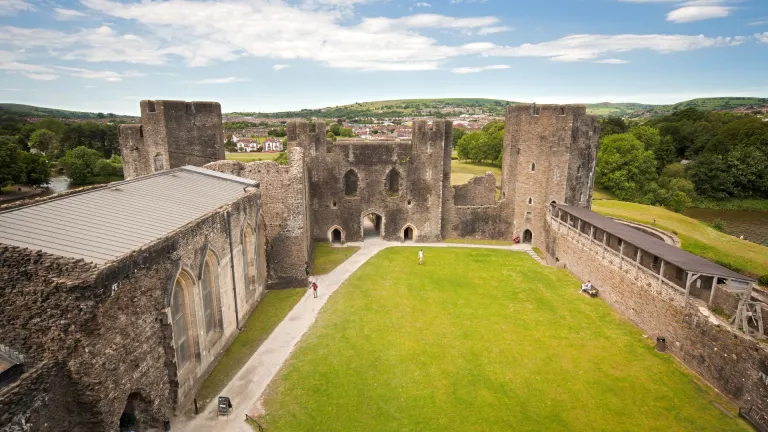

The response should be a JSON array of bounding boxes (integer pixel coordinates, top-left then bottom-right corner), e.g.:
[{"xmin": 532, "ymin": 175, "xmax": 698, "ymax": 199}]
[
  {"xmin": 482, "ymin": 120, "xmax": 504, "ymax": 135},
  {"xmin": 17, "ymin": 151, "xmax": 50, "ymax": 188},
  {"xmin": 224, "ymin": 138, "xmax": 237, "ymax": 152},
  {"xmin": 59, "ymin": 146, "xmax": 103, "ymax": 185},
  {"xmin": 0, "ymin": 136, "xmax": 21, "ymax": 188},
  {"xmin": 595, "ymin": 133, "xmax": 658, "ymax": 201},
  {"xmin": 600, "ymin": 117, "xmax": 628, "ymax": 137},
  {"xmin": 456, "ymin": 131, "xmax": 484, "ymax": 162},
  {"xmin": 29, "ymin": 129, "xmax": 59, "ymax": 155},
  {"xmin": 452, "ymin": 128, "xmax": 466, "ymax": 148}
]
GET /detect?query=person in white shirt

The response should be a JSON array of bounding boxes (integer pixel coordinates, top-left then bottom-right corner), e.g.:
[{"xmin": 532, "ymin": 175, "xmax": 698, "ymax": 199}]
[
  {"xmin": 418, "ymin": 249, "xmax": 424, "ymax": 265},
  {"xmin": 580, "ymin": 280, "xmax": 592, "ymax": 293}
]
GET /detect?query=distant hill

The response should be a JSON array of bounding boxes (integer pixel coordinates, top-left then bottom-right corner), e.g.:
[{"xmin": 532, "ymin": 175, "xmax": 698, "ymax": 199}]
[
  {"xmin": 228, "ymin": 97, "xmax": 767, "ymax": 120},
  {"xmin": 0, "ymin": 103, "xmax": 135, "ymax": 120}
]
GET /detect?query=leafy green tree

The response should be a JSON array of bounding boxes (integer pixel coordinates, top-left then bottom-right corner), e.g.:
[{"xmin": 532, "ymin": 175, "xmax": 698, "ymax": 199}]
[
  {"xmin": 34, "ymin": 118, "xmax": 66, "ymax": 136},
  {"xmin": 17, "ymin": 151, "xmax": 50, "ymax": 188},
  {"xmin": 0, "ymin": 136, "xmax": 21, "ymax": 188},
  {"xmin": 224, "ymin": 138, "xmax": 237, "ymax": 152},
  {"xmin": 595, "ymin": 133, "xmax": 658, "ymax": 201},
  {"xmin": 452, "ymin": 128, "xmax": 466, "ymax": 148},
  {"xmin": 686, "ymin": 155, "xmax": 733, "ymax": 199},
  {"xmin": 59, "ymin": 146, "xmax": 103, "ymax": 185},
  {"xmin": 29, "ymin": 129, "xmax": 59, "ymax": 155},
  {"xmin": 482, "ymin": 120, "xmax": 504, "ymax": 135},
  {"xmin": 599, "ymin": 117, "xmax": 628, "ymax": 137},
  {"xmin": 456, "ymin": 131, "xmax": 484, "ymax": 162}
]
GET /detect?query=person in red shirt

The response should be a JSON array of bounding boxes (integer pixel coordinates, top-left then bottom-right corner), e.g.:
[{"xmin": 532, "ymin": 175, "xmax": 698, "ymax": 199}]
[{"xmin": 311, "ymin": 281, "xmax": 318, "ymax": 298}]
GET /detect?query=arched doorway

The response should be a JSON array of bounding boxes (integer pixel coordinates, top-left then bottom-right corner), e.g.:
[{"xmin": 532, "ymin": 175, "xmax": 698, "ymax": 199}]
[
  {"xmin": 403, "ymin": 226, "xmax": 414, "ymax": 242},
  {"xmin": 361, "ymin": 212, "xmax": 383, "ymax": 239},
  {"xmin": 522, "ymin": 229, "xmax": 533, "ymax": 244},
  {"xmin": 119, "ymin": 392, "xmax": 161, "ymax": 432},
  {"xmin": 330, "ymin": 227, "xmax": 343, "ymax": 244}
]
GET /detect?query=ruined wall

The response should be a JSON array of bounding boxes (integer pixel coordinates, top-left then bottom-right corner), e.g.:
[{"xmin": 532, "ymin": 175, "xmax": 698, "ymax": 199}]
[
  {"xmin": 0, "ymin": 361, "xmax": 86, "ymax": 432},
  {"xmin": 294, "ymin": 120, "xmax": 449, "ymax": 243},
  {"xmin": 545, "ymin": 216, "xmax": 768, "ymax": 417},
  {"xmin": 205, "ymin": 148, "xmax": 310, "ymax": 289},
  {"xmin": 441, "ymin": 172, "xmax": 510, "ymax": 240},
  {"xmin": 119, "ymin": 100, "xmax": 225, "ymax": 180},
  {"xmin": 0, "ymin": 192, "xmax": 264, "ymax": 431},
  {"xmin": 501, "ymin": 104, "xmax": 599, "ymax": 247}
]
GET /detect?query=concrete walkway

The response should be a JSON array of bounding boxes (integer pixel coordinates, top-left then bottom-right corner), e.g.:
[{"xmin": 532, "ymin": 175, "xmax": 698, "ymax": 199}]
[{"xmin": 173, "ymin": 239, "xmax": 534, "ymax": 432}]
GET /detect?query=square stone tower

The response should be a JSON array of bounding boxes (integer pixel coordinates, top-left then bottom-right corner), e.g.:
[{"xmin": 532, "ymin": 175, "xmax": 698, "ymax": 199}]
[
  {"xmin": 119, "ymin": 100, "xmax": 225, "ymax": 179},
  {"xmin": 500, "ymin": 104, "xmax": 600, "ymax": 246}
]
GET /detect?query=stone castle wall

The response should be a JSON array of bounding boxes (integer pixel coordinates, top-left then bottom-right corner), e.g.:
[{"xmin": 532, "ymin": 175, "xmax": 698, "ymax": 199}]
[
  {"xmin": 120, "ymin": 100, "xmax": 225, "ymax": 179},
  {"xmin": 544, "ymin": 214, "xmax": 768, "ymax": 416},
  {"xmin": 0, "ymin": 190, "xmax": 265, "ymax": 431},
  {"xmin": 293, "ymin": 120, "xmax": 450, "ymax": 243},
  {"xmin": 205, "ymin": 148, "xmax": 311, "ymax": 289}
]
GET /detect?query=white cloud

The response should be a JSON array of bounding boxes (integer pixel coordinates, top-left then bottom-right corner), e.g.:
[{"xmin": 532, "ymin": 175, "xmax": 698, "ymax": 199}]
[
  {"xmin": 756, "ymin": 32, "xmax": 768, "ymax": 44},
  {"xmin": 0, "ymin": 58, "xmax": 60, "ymax": 80},
  {"xmin": 25, "ymin": 73, "xmax": 58, "ymax": 80},
  {"xmin": 451, "ymin": 64, "xmax": 509, "ymax": 74},
  {"xmin": 273, "ymin": 64, "xmax": 289, "ymax": 71},
  {"xmin": 54, "ymin": 8, "xmax": 87, "ymax": 20},
  {"xmin": 747, "ymin": 17, "xmax": 768, "ymax": 27},
  {"xmin": 414, "ymin": 2, "xmax": 430, "ymax": 7},
  {"xmin": 477, "ymin": 26, "xmax": 513, "ymax": 35},
  {"xmin": 595, "ymin": 58, "xmax": 630, "ymax": 64},
  {"xmin": 486, "ymin": 34, "xmax": 746, "ymax": 62},
  {"xmin": 193, "ymin": 77, "xmax": 245, "ymax": 84},
  {"xmin": 0, "ymin": 0, "xmax": 34, "ymax": 15},
  {"xmin": 56, "ymin": 66, "xmax": 146, "ymax": 81},
  {"xmin": 667, "ymin": 5, "xmax": 730, "ymax": 23}
]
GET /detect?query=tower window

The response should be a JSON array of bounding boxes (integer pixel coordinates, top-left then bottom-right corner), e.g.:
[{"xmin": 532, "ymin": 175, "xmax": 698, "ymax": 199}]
[
  {"xmin": 147, "ymin": 101, "xmax": 156, "ymax": 113},
  {"xmin": 528, "ymin": 197, "xmax": 533, "ymax": 205},
  {"xmin": 531, "ymin": 162, "xmax": 536, "ymax": 172},
  {"xmin": 386, "ymin": 168, "xmax": 401, "ymax": 195},
  {"xmin": 343, "ymin": 169, "xmax": 359, "ymax": 197},
  {"xmin": 559, "ymin": 107, "xmax": 565, "ymax": 116},
  {"xmin": 332, "ymin": 200, "xmax": 338, "ymax": 209}
]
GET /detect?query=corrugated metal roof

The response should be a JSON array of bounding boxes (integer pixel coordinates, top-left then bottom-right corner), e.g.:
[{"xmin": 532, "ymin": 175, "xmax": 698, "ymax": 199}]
[
  {"xmin": 0, "ymin": 166, "xmax": 257, "ymax": 265},
  {"xmin": 556, "ymin": 204, "xmax": 755, "ymax": 283}
]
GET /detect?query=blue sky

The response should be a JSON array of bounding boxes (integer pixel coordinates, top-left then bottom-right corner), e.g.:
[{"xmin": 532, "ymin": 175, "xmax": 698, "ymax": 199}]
[{"xmin": 1, "ymin": 0, "xmax": 767, "ymax": 115}]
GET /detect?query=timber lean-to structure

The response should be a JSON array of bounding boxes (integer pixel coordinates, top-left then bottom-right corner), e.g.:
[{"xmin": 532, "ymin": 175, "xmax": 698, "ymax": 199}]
[{"xmin": 0, "ymin": 99, "xmax": 765, "ymax": 432}]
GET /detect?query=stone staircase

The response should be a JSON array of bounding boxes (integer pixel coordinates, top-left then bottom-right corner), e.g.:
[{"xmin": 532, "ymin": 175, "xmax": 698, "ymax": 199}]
[{"xmin": 523, "ymin": 247, "xmax": 548, "ymax": 266}]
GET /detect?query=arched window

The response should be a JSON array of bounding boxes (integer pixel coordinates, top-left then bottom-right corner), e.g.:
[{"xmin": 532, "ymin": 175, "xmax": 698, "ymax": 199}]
[
  {"xmin": 528, "ymin": 197, "xmax": 533, "ymax": 205},
  {"xmin": 344, "ymin": 169, "xmax": 359, "ymax": 196},
  {"xmin": 386, "ymin": 168, "xmax": 400, "ymax": 195},
  {"xmin": 201, "ymin": 251, "xmax": 222, "ymax": 335},
  {"xmin": 531, "ymin": 162, "xmax": 536, "ymax": 172},
  {"xmin": 172, "ymin": 273, "xmax": 194, "ymax": 371},
  {"xmin": 243, "ymin": 224, "xmax": 257, "ymax": 290}
]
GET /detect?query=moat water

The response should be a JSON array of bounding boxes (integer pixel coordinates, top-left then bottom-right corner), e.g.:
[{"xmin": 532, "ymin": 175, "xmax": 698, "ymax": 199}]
[{"xmin": 683, "ymin": 208, "xmax": 768, "ymax": 246}]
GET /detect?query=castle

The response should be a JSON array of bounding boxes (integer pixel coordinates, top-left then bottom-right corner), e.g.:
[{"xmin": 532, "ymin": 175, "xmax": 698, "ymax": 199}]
[{"xmin": 1, "ymin": 100, "xmax": 765, "ymax": 432}]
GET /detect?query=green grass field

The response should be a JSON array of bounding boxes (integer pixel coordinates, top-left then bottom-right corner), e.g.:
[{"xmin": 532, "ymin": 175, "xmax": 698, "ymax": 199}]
[
  {"xmin": 225, "ymin": 152, "xmax": 281, "ymax": 162},
  {"xmin": 192, "ymin": 288, "xmax": 305, "ymax": 412},
  {"xmin": 451, "ymin": 160, "xmax": 501, "ymax": 185},
  {"xmin": 256, "ymin": 248, "xmax": 747, "ymax": 431},
  {"xmin": 593, "ymin": 200, "xmax": 768, "ymax": 279},
  {"xmin": 311, "ymin": 242, "xmax": 360, "ymax": 275}
]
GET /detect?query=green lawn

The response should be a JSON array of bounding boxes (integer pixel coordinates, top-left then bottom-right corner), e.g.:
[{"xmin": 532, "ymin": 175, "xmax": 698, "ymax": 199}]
[
  {"xmin": 451, "ymin": 160, "xmax": 501, "ymax": 185},
  {"xmin": 256, "ymin": 248, "xmax": 748, "ymax": 431},
  {"xmin": 443, "ymin": 238, "xmax": 515, "ymax": 246},
  {"xmin": 312, "ymin": 242, "xmax": 360, "ymax": 276},
  {"xmin": 593, "ymin": 200, "xmax": 768, "ymax": 279},
  {"xmin": 193, "ymin": 288, "xmax": 305, "ymax": 411},
  {"xmin": 225, "ymin": 152, "xmax": 281, "ymax": 162}
]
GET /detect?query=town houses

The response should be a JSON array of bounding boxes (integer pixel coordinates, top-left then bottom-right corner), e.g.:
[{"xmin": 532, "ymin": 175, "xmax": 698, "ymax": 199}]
[{"xmin": 229, "ymin": 135, "xmax": 284, "ymax": 152}]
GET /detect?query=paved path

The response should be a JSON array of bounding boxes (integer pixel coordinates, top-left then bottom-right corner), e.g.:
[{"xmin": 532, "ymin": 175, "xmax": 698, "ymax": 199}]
[{"xmin": 174, "ymin": 240, "xmax": 534, "ymax": 432}]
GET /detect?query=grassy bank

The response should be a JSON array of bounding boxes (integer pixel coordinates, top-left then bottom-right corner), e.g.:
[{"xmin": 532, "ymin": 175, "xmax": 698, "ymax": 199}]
[
  {"xmin": 451, "ymin": 160, "xmax": 501, "ymax": 185},
  {"xmin": 593, "ymin": 200, "xmax": 768, "ymax": 279},
  {"xmin": 257, "ymin": 248, "xmax": 748, "ymax": 431},
  {"xmin": 312, "ymin": 242, "xmax": 360, "ymax": 275},
  {"xmin": 192, "ymin": 288, "xmax": 305, "ymax": 412}
]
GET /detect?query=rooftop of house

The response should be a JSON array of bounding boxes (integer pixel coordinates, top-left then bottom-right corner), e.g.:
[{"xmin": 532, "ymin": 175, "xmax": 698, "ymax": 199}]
[{"xmin": 0, "ymin": 166, "xmax": 258, "ymax": 265}]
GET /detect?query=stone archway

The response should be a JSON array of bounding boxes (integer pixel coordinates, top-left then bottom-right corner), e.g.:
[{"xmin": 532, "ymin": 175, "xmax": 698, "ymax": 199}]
[
  {"xmin": 119, "ymin": 392, "xmax": 162, "ymax": 432},
  {"xmin": 402, "ymin": 224, "xmax": 416, "ymax": 242},
  {"xmin": 522, "ymin": 229, "xmax": 533, "ymax": 244},
  {"xmin": 328, "ymin": 225, "xmax": 345, "ymax": 244},
  {"xmin": 361, "ymin": 210, "xmax": 384, "ymax": 239}
]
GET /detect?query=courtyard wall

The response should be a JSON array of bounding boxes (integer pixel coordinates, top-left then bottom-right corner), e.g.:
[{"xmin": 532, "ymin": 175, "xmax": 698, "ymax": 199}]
[{"xmin": 544, "ymin": 215, "xmax": 768, "ymax": 417}]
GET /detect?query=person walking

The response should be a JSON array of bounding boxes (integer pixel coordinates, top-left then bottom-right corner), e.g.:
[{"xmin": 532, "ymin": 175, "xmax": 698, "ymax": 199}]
[
  {"xmin": 311, "ymin": 281, "xmax": 318, "ymax": 298},
  {"xmin": 418, "ymin": 249, "xmax": 424, "ymax": 265}
]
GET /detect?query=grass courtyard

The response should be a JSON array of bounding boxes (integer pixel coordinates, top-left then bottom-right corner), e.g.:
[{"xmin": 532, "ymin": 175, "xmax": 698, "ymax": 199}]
[
  {"xmin": 311, "ymin": 242, "xmax": 360, "ymax": 276},
  {"xmin": 256, "ymin": 247, "xmax": 748, "ymax": 431},
  {"xmin": 225, "ymin": 152, "xmax": 281, "ymax": 162}
]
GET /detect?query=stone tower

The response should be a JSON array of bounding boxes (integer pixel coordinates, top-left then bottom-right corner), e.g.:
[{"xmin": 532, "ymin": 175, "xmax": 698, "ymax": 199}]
[
  {"xmin": 119, "ymin": 100, "xmax": 225, "ymax": 179},
  {"xmin": 501, "ymin": 104, "xmax": 600, "ymax": 246}
]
